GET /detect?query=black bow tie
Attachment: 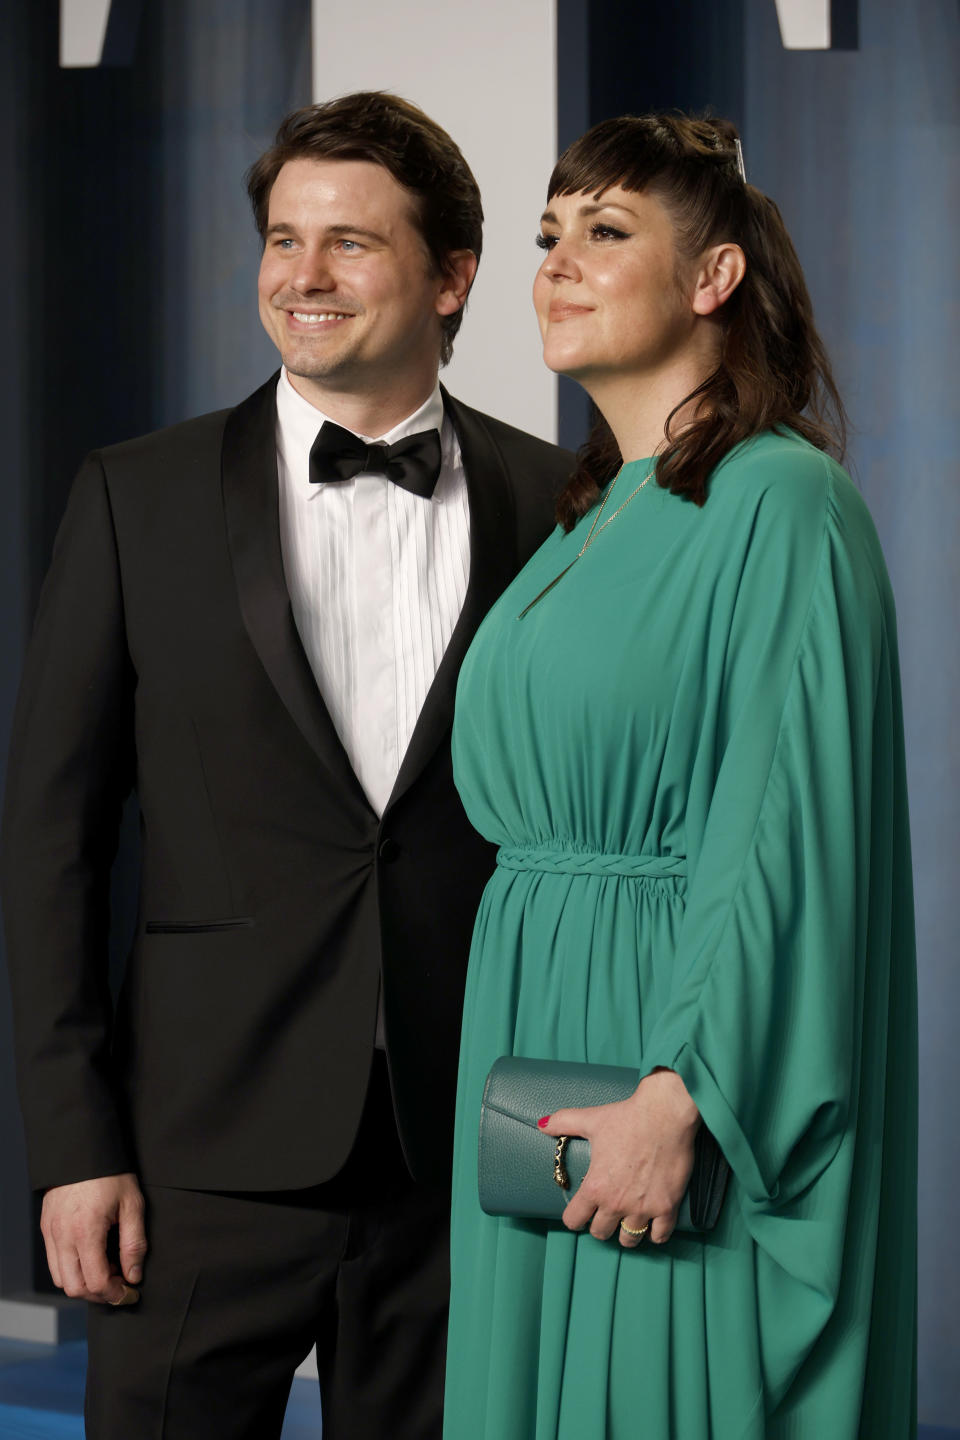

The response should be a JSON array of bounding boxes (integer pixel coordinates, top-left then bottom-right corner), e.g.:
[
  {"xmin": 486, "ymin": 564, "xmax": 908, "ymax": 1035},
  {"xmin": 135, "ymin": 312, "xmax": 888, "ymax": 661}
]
[{"xmin": 309, "ymin": 420, "xmax": 442, "ymax": 499}]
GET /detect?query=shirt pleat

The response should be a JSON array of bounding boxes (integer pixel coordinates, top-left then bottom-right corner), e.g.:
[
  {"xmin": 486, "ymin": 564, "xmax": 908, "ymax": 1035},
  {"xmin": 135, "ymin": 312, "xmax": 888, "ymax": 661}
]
[{"xmin": 274, "ymin": 369, "xmax": 470, "ymax": 818}]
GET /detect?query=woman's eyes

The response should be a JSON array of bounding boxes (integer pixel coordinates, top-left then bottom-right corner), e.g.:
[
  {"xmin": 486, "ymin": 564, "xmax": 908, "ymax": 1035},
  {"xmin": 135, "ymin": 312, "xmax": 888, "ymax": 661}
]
[
  {"xmin": 589, "ymin": 223, "xmax": 630, "ymax": 241},
  {"xmin": 535, "ymin": 223, "xmax": 631, "ymax": 250}
]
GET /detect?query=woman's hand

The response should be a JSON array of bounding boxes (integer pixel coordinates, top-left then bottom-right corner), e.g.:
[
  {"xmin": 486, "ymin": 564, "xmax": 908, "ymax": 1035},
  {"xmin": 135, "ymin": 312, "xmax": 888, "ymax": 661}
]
[{"xmin": 538, "ymin": 1068, "xmax": 700, "ymax": 1247}]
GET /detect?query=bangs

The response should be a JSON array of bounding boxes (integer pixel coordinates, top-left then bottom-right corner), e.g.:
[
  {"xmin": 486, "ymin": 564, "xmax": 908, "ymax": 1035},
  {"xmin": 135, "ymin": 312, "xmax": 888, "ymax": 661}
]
[
  {"xmin": 546, "ymin": 113, "xmax": 741, "ymax": 206},
  {"xmin": 547, "ymin": 117, "xmax": 667, "ymax": 203}
]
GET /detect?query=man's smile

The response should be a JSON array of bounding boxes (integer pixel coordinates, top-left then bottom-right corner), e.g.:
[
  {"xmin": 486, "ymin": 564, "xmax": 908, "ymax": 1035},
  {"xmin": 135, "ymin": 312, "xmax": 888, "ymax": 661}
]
[{"xmin": 286, "ymin": 309, "xmax": 355, "ymax": 327}]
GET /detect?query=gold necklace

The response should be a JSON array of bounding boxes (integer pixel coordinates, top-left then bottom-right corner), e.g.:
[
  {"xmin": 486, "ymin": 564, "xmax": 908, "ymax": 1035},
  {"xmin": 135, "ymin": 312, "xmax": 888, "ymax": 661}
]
[{"xmin": 517, "ymin": 463, "xmax": 656, "ymax": 619}]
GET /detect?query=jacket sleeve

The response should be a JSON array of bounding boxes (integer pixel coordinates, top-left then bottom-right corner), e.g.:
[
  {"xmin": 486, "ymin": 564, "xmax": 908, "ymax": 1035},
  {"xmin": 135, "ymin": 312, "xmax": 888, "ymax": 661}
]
[{"xmin": 1, "ymin": 455, "xmax": 137, "ymax": 1188}]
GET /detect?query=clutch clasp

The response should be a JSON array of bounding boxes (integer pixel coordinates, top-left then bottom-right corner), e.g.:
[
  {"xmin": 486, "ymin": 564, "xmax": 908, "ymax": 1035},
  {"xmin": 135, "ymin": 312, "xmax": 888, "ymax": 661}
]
[{"xmin": 553, "ymin": 1135, "xmax": 570, "ymax": 1189}]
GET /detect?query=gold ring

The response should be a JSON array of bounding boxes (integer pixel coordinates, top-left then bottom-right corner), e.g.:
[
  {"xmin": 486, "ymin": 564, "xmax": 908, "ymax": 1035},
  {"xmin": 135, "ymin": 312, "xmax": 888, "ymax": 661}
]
[
  {"xmin": 619, "ymin": 1220, "xmax": 650, "ymax": 1239},
  {"xmin": 108, "ymin": 1284, "xmax": 140, "ymax": 1306}
]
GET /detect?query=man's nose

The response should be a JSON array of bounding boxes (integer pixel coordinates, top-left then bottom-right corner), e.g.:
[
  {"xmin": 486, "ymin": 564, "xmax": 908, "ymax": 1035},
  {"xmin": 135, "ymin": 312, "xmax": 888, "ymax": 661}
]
[{"xmin": 291, "ymin": 246, "xmax": 336, "ymax": 293}]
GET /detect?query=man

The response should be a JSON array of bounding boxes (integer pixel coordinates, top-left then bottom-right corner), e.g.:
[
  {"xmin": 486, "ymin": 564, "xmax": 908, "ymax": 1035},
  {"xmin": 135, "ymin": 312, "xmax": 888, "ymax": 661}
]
[{"xmin": 1, "ymin": 92, "xmax": 571, "ymax": 1439}]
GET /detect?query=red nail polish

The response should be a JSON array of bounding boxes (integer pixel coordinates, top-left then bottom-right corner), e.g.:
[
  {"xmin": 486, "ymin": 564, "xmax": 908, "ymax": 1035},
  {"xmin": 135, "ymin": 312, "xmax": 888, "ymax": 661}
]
[{"xmin": 537, "ymin": 1115, "xmax": 551, "ymax": 1129}]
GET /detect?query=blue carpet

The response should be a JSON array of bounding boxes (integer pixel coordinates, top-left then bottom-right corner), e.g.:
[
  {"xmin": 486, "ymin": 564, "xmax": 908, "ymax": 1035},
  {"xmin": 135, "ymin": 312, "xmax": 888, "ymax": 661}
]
[
  {"xmin": 0, "ymin": 1394, "xmax": 322, "ymax": 1438},
  {"xmin": 280, "ymin": 1378, "xmax": 324, "ymax": 1438},
  {"xmin": 0, "ymin": 1338, "xmax": 955, "ymax": 1439},
  {"xmin": 0, "ymin": 1408, "xmax": 81, "ymax": 1439},
  {"xmin": 0, "ymin": 1342, "xmax": 86, "ymax": 1416},
  {"xmin": 0, "ymin": 1339, "xmax": 323, "ymax": 1437}
]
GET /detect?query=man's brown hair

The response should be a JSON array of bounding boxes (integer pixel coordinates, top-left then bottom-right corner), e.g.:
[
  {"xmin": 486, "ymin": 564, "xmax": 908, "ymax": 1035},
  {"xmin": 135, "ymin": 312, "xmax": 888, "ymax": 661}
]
[{"xmin": 247, "ymin": 91, "xmax": 483, "ymax": 365}]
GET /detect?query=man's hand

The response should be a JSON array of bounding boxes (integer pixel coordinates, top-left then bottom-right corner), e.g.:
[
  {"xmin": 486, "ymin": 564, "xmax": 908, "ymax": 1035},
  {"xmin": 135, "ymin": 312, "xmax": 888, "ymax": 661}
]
[
  {"xmin": 538, "ymin": 1068, "xmax": 700, "ymax": 1247},
  {"xmin": 40, "ymin": 1173, "xmax": 146, "ymax": 1304}
]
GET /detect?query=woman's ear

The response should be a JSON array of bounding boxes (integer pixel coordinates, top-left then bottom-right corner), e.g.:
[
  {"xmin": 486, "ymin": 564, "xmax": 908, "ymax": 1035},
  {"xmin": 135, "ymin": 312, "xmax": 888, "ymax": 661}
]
[{"xmin": 691, "ymin": 243, "xmax": 746, "ymax": 316}]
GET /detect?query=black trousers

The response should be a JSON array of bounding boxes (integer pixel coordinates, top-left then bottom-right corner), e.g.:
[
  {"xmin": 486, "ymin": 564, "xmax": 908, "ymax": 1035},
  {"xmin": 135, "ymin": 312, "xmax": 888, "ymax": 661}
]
[{"xmin": 85, "ymin": 1056, "xmax": 451, "ymax": 1439}]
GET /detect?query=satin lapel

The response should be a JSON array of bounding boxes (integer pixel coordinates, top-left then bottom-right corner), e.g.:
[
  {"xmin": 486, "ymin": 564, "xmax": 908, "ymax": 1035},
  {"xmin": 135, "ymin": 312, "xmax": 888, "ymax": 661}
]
[
  {"xmin": 387, "ymin": 389, "xmax": 519, "ymax": 812},
  {"xmin": 221, "ymin": 374, "xmax": 374, "ymax": 807}
]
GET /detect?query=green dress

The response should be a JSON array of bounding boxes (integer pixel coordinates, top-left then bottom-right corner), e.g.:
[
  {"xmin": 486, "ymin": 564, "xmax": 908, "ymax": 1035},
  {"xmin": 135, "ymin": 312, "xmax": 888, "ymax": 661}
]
[{"xmin": 444, "ymin": 431, "xmax": 917, "ymax": 1440}]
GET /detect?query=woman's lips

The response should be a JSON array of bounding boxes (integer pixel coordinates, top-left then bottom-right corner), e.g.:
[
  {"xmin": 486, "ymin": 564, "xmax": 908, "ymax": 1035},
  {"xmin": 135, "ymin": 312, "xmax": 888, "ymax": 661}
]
[{"xmin": 548, "ymin": 303, "xmax": 593, "ymax": 321}]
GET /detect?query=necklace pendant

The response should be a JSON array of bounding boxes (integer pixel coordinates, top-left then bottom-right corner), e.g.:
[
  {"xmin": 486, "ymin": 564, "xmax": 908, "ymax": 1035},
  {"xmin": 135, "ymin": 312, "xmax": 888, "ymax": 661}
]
[
  {"xmin": 517, "ymin": 559, "xmax": 579, "ymax": 619},
  {"xmin": 516, "ymin": 462, "xmax": 656, "ymax": 621}
]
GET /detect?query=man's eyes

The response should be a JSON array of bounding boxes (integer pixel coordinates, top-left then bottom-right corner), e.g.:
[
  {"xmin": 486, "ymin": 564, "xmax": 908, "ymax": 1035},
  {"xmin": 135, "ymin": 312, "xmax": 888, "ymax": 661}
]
[{"xmin": 271, "ymin": 237, "xmax": 365, "ymax": 253}]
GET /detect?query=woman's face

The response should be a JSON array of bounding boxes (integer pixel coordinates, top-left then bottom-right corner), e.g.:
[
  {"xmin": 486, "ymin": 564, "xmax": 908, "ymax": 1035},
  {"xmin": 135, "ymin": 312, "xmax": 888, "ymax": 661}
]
[{"xmin": 533, "ymin": 185, "xmax": 699, "ymax": 386}]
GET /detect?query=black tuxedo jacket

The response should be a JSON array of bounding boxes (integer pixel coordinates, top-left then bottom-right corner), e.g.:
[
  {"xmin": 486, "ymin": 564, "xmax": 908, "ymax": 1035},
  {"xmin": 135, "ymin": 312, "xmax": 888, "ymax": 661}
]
[{"xmin": 1, "ymin": 374, "xmax": 572, "ymax": 1193}]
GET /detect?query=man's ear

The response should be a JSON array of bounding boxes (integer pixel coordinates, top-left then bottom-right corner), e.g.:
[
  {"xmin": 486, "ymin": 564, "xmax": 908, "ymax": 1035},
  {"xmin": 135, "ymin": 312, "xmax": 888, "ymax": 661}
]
[
  {"xmin": 436, "ymin": 250, "xmax": 479, "ymax": 317},
  {"xmin": 691, "ymin": 243, "xmax": 746, "ymax": 316}
]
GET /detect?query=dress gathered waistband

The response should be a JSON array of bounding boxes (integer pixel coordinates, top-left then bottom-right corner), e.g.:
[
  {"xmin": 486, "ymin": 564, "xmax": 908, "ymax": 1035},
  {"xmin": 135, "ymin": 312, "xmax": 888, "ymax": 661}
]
[{"xmin": 495, "ymin": 844, "xmax": 687, "ymax": 879}]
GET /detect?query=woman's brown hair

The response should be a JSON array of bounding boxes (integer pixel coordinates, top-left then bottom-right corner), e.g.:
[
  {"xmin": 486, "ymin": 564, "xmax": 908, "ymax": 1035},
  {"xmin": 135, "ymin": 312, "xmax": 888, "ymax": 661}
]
[{"xmin": 551, "ymin": 114, "xmax": 846, "ymax": 529}]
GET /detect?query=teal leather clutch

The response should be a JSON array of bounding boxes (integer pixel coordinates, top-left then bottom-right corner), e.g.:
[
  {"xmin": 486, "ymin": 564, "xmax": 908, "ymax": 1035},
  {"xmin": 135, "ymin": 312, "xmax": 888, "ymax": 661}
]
[{"xmin": 478, "ymin": 1055, "xmax": 730, "ymax": 1232}]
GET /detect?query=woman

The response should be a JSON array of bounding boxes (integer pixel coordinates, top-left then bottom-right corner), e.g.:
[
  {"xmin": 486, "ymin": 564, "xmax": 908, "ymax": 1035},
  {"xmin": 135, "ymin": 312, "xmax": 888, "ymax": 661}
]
[{"xmin": 443, "ymin": 115, "xmax": 917, "ymax": 1439}]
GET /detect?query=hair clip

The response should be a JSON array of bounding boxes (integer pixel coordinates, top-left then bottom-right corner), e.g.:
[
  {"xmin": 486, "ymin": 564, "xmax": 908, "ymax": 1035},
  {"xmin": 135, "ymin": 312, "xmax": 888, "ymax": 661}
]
[{"xmin": 734, "ymin": 137, "xmax": 747, "ymax": 183}]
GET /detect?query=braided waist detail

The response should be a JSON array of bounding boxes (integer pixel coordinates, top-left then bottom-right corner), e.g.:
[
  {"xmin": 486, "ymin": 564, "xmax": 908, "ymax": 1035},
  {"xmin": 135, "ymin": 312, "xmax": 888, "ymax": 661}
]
[{"xmin": 495, "ymin": 844, "xmax": 687, "ymax": 880}]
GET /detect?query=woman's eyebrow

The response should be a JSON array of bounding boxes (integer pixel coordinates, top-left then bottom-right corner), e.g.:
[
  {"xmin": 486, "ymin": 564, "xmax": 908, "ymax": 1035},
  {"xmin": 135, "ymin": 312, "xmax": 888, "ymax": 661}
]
[{"xmin": 540, "ymin": 201, "xmax": 639, "ymax": 224}]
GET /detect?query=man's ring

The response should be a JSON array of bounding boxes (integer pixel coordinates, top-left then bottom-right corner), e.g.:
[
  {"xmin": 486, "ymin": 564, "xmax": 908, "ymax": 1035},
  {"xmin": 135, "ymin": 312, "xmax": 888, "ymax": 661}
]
[{"xmin": 619, "ymin": 1220, "xmax": 650, "ymax": 1239}]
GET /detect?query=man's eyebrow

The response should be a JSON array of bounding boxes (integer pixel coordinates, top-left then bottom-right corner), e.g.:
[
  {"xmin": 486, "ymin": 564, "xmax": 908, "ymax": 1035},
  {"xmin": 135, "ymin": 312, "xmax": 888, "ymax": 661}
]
[
  {"xmin": 263, "ymin": 221, "xmax": 388, "ymax": 244},
  {"xmin": 324, "ymin": 223, "xmax": 388, "ymax": 244}
]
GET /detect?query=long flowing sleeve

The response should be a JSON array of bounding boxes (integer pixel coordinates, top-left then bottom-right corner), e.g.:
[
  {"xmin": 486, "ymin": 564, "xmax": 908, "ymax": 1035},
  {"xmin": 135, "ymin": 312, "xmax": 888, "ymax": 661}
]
[{"xmin": 642, "ymin": 451, "xmax": 917, "ymax": 1431}]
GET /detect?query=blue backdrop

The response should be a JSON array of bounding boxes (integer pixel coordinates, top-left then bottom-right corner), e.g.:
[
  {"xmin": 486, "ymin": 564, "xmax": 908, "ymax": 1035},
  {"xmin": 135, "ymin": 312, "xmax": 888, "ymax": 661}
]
[
  {"xmin": 0, "ymin": 0, "xmax": 956, "ymax": 1426},
  {"xmin": 740, "ymin": 2, "xmax": 960, "ymax": 1421}
]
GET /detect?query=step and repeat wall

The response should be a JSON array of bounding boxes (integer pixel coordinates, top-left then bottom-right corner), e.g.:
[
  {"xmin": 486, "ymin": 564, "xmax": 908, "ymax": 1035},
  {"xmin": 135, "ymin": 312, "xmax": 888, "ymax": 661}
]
[{"xmin": 1, "ymin": 0, "xmax": 957, "ymax": 1424}]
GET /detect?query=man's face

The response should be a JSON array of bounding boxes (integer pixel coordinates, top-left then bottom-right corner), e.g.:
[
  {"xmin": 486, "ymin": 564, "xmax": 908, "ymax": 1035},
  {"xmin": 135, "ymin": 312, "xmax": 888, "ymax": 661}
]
[{"xmin": 258, "ymin": 158, "xmax": 460, "ymax": 410}]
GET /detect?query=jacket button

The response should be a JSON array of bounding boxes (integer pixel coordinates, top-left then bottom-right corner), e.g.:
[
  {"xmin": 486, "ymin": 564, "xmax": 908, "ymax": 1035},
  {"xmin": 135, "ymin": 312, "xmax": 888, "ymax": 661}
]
[{"xmin": 378, "ymin": 838, "xmax": 400, "ymax": 863}]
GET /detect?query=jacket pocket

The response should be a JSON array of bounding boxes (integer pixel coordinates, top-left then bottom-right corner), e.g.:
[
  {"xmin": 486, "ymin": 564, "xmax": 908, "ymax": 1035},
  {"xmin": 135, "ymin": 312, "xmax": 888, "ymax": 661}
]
[{"xmin": 144, "ymin": 918, "xmax": 255, "ymax": 934}]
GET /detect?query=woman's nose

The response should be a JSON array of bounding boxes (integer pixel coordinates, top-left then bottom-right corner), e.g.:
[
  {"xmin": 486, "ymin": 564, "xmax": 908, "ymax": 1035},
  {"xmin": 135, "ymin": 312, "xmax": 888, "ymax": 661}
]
[{"xmin": 540, "ymin": 238, "xmax": 580, "ymax": 281}]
